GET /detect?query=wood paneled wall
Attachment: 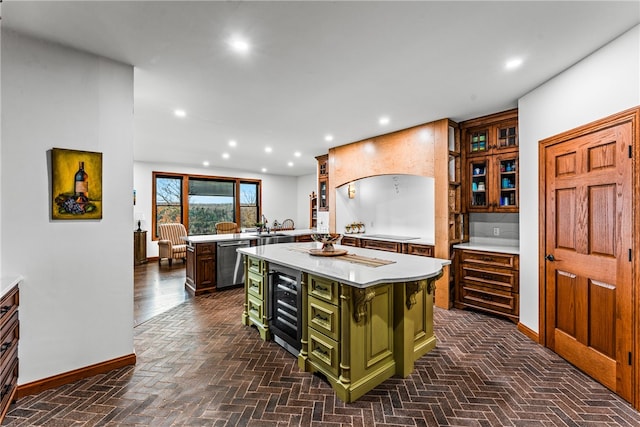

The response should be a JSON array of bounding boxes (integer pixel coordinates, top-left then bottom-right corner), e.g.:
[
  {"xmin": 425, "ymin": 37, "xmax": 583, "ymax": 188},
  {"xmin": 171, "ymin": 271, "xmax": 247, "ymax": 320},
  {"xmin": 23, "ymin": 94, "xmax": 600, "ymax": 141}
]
[{"xmin": 327, "ymin": 118, "xmax": 453, "ymax": 308}]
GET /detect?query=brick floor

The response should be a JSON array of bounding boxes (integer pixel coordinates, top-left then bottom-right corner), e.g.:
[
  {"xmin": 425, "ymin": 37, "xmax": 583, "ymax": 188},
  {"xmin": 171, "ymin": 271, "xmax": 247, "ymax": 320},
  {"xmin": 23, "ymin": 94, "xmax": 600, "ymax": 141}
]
[{"xmin": 4, "ymin": 287, "xmax": 640, "ymax": 426}]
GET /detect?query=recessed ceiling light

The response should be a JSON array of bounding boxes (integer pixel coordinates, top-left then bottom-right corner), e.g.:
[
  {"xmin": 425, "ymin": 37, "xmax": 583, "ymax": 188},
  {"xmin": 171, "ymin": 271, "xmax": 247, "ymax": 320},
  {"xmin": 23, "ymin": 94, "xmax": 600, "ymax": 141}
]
[
  {"xmin": 379, "ymin": 116, "xmax": 390, "ymax": 126},
  {"xmin": 228, "ymin": 140, "xmax": 237, "ymax": 147},
  {"xmin": 325, "ymin": 134, "xmax": 334, "ymax": 142},
  {"xmin": 261, "ymin": 167, "xmax": 267, "ymax": 173},
  {"xmin": 174, "ymin": 109, "xmax": 186, "ymax": 118},
  {"xmin": 287, "ymin": 162, "xmax": 294, "ymax": 167},
  {"xmin": 202, "ymin": 161, "xmax": 210, "ymax": 167},
  {"xmin": 294, "ymin": 151, "xmax": 301, "ymax": 157},
  {"xmin": 229, "ymin": 37, "xmax": 250, "ymax": 53},
  {"xmin": 505, "ymin": 57, "xmax": 523, "ymax": 70},
  {"xmin": 265, "ymin": 146, "xmax": 272, "ymax": 153},
  {"xmin": 222, "ymin": 152, "xmax": 230, "ymax": 159}
]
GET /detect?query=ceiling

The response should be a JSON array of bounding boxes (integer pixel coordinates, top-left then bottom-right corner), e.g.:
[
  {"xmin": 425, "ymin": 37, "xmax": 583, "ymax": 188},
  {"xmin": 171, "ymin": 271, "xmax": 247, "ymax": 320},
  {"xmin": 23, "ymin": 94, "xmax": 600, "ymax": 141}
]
[{"xmin": 3, "ymin": 1, "xmax": 639, "ymax": 176}]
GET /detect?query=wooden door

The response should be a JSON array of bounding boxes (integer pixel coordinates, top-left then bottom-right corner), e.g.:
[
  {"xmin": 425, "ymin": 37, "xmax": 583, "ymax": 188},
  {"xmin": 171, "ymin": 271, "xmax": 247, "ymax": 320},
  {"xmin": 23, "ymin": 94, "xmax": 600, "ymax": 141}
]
[{"xmin": 542, "ymin": 119, "xmax": 633, "ymax": 402}]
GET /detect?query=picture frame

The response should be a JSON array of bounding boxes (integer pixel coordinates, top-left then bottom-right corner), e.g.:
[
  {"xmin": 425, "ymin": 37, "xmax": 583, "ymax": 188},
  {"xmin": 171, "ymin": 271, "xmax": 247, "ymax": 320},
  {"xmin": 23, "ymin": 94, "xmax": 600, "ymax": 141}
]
[{"xmin": 51, "ymin": 148, "xmax": 103, "ymax": 220}]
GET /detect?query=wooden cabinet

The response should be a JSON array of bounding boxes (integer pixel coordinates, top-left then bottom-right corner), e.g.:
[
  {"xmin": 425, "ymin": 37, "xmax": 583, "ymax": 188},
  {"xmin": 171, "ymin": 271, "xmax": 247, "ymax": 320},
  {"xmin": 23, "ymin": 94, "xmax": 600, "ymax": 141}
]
[
  {"xmin": 340, "ymin": 236, "xmax": 359, "ymax": 247},
  {"xmin": 309, "ymin": 191, "xmax": 317, "ymax": 228},
  {"xmin": 462, "ymin": 109, "xmax": 519, "ymax": 212},
  {"xmin": 134, "ymin": 231, "xmax": 147, "ymax": 265},
  {"xmin": 241, "ymin": 256, "xmax": 270, "ymax": 341},
  {"xmin": 295, "ymin": 234, "xmax": 313, "ymax": 243},
  {"xmin": 0, "ymin": 285, "xmax": 19, "ymax": 423},
  {"xmin": 359, "ymin": 238, "xmax": 402, "ymax": 253},
  {"xmin": 405, "ymin": 243, "xmax": 434, "ymax": 257},
  {"xmin": 316, "ymin": 154, "xmax": 329, "ymax": 211},
  {"xmin": 301, "ymin": 274, "xmax": 437, "ymax": 402},
  {"xmin": 454, "ymin": 249, "xmax": 519, "ymax": 322},
  {"xmin": 185, "ymin": 242, "xmax": 216, "ymax": 295}
]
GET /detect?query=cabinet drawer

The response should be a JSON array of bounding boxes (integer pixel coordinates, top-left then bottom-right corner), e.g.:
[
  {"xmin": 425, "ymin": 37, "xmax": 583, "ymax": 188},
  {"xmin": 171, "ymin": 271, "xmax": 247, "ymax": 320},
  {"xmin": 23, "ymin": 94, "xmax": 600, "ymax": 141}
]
[
  {"xmin": 460, "ymin": 283, "xmax": 518, "ymax": 316},
  {"xmin": 340, "ymin": 236, "xmax": 359, "ymax": 247},
  {"xmin": 460, "ymin": 250, "xmax": 518, "ymax": 270},
  {"xmin": 246, "ymin": 271, "xmax": 265, "ymax": 299},
  {"xmin": 0, "ymin": 288, "xmax": 18, "ymax": 325},
  {"xmin": 0, "ymin": 352, "xmax": 17, "ymax": 410},
  {"xmin": 360, "ymin": 239, "xmax": 401, "ymax": 252},
  {"xmin": 247, "ymin": 294, "xmax": 265, "ymax": 326},
  {"xmin": 295, "ymin": 234, "xmax": 313, "ymax": 243},
  {"xmin": 461, "ymin": 265, "xmax": 518, "ymax": 292},
  {"xmin": 247, "ymin": 257, "xmax": 265, "ymax": 275},
  {"xmin": 196, "ymin": 243, "xmax": 215, "ymax": 255},
  {"xmin": 308, "ymin": 275, "xmax": 339, "ymax": 305},
  {"xmin": 308, "ymin": 296, "xmax": 339, "ymax": 341},
  {"xmin": 308, "ymin": 329, "xmax": 339, "ymax": 377},
  {"xmin": 0, "ymin": 311, "xmax": 18, "ymax": 372},
  {"xmin": 405, "ymin": 243, "xmax": 434, "ymax": 257}
]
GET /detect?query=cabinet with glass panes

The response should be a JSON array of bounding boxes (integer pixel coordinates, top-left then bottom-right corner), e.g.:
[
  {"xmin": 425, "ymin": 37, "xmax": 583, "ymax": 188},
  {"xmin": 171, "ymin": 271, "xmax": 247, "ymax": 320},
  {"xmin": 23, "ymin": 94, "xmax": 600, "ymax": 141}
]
[{"xmin": 462, "ymin": 109, "xmax": 518, "ymax": 212}]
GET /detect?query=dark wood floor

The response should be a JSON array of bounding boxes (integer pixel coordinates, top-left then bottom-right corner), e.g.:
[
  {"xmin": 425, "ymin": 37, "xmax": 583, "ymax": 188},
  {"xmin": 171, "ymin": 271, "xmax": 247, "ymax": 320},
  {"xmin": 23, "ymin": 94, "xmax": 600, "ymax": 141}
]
[
  {"xmin": 133, "ymin": 260, "xmax": 191, "ymax": 327},
  {"xmin": 4, "ymin": 264, "xmax": 640, "ymax": 426}
]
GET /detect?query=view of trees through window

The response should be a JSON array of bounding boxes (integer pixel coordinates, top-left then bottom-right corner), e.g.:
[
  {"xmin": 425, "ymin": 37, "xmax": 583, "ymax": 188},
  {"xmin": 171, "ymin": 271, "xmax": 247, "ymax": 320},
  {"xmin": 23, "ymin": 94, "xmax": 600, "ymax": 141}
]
[{"xmin": 153, "ymin": 173, "xmax": 260, "ymax": 237}]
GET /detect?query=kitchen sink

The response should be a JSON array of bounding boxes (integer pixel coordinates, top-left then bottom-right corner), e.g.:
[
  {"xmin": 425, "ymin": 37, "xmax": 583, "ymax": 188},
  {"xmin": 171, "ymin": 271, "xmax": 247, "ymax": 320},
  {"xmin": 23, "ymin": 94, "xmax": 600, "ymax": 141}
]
[{"xmin": 251, "ymin": 233, "xmax": 295, "ymax": 245}]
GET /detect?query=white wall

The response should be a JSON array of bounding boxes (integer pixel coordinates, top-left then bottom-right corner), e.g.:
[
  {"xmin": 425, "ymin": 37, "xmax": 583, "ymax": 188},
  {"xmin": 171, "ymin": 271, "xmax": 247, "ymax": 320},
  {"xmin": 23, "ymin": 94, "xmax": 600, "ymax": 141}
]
[
  {"xmin": 133, "ymin": 162, "xmax": 303, "ymax": 257},
  {"xmin": 334, "ymin": 174, "xmax": 435, "ymax": 239},
  {"xmin": 518, "ymin": 25, "xmax": 640, "ymax": 332},
  {"xmin": 297, "ymin": 173, "xmax": 316, "ymax": 229},
  {"xmin": 1, "ymin": 30, "xmax": 135, "ymax": 384}
]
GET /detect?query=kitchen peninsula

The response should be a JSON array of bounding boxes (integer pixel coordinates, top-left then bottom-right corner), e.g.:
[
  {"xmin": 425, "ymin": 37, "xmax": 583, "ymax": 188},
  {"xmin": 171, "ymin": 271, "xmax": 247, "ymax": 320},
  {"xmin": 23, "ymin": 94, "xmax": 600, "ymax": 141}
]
[
  {"xmin": 239, "ymin": 242, "xmax": 450, "ymax": 402},
  {"xmin": 182, "ymin": 229, "xmax": 314, "ymax": 294}
]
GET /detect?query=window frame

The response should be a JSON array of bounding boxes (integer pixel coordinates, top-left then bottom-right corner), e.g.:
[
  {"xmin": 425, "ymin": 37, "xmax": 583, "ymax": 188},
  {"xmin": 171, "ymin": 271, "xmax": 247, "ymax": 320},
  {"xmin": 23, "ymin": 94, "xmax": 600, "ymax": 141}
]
[{"xmin": 152, "ymin": 171, "xmax": 262, "ymax": 239}]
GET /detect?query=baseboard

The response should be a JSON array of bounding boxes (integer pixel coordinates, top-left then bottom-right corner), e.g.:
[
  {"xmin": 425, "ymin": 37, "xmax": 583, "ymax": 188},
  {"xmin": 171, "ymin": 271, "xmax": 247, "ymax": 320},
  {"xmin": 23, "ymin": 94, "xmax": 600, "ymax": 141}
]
[
  {"xmin": 517, "ymin": 321, "xmax": 539, "ymax": 343},
  {"xmin": 16, "ymin": 353, "xmax": 136, "ymax": 399}
]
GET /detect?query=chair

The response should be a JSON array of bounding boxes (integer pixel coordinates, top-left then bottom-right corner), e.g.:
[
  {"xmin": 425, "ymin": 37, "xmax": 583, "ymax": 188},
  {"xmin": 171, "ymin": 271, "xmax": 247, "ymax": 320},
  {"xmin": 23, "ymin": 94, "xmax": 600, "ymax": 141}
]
[
  {"xmin": 215, "ymin": 221, "xmax": 238, "ymax": 234},
  {"xmin": 279, "ymin": 218, "xmax": 295, "ymax": 230},
  {"xmin": 158, "ymin": 223, "xmax": 187, "ymax": 267}
]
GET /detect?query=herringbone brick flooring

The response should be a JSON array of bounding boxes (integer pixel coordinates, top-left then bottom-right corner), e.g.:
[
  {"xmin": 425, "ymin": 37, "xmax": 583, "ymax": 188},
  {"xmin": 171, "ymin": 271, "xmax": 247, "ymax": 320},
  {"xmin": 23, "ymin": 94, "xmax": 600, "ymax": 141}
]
[{"xmin": 4, "ymin": 287, "xmax": 640, "ymax": 426}]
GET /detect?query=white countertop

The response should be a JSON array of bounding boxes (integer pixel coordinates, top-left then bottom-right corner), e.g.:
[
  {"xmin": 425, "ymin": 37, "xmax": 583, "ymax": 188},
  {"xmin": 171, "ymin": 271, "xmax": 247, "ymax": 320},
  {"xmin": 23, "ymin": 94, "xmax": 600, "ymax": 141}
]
[
  {"xmin": 0, "ymin": 275, "xmax": 22, "ymax": 298},
  {"xmin": 342, "ymin": 234, "xmax": 435, "ymax": 246},
  {"xmin": 183, "ymin": 228, "xmax": 316, "ymax": 244},
  {"xmin": 238, "ymin": 242, "xmax": 449, "ymax": 288},
  {"xmin": 453, "ymin": 238, "xmax": 519, "ymax": 255}
]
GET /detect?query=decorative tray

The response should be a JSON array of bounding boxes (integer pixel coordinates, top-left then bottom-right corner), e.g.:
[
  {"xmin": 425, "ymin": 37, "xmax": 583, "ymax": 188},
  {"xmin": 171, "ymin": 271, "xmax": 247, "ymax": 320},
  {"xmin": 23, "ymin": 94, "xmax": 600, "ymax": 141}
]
[{"xmin": 308, "ymin": 248, "xmax": 348, "ymax": 257}]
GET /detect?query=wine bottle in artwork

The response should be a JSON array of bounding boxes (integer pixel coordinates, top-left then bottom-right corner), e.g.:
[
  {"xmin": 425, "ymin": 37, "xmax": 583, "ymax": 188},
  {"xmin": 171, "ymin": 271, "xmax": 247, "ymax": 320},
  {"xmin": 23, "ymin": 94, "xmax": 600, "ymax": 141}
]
[{"xmin": 74, "ymin": 161, "xmax": 89, "ymax": 198}]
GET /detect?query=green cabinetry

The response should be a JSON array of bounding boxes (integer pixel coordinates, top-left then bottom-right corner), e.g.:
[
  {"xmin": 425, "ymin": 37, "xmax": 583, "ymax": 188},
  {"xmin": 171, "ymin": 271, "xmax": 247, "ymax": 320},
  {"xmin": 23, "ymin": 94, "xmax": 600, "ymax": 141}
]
[
  {"xmin": 241, "ymin": 256, "xmax": 270, "ymax": 340},
  {"xmin": 300, "ymin": 274, "xmax": 437, "ymax": 403}
]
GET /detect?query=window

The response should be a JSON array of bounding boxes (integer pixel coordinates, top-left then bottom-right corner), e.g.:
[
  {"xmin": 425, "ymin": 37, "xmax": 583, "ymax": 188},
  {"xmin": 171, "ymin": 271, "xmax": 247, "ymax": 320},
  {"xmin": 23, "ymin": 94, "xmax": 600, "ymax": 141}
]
[
  {"xmin": 188, "ymin": 179, "xmax": 235, "ymax": 235},
  {"xmin": 152, "ymin": 172, "xmax": 261, "ymax": 238},
  {"xmin": 240, "ymin": 182, "xmax": 259, "ymax": 229},
  {"xmin": 154, "ymin": 175, "xmax": 183, "ymax": 236}
]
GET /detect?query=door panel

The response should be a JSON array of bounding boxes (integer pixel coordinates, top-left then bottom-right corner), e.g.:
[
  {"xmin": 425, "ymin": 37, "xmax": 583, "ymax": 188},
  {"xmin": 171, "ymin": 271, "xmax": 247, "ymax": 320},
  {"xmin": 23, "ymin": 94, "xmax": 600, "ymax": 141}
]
[{"xmin": 544, "ymin": 121, "xmax": 633, "ymax": 402}]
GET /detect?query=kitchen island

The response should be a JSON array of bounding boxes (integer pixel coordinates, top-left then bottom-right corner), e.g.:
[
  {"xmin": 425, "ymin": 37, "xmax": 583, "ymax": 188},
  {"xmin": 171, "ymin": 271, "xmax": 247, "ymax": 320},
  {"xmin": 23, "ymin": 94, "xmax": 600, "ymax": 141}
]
[{"xmin": 238, "ymin": 242, "xmax": 450, "ymax": 402}]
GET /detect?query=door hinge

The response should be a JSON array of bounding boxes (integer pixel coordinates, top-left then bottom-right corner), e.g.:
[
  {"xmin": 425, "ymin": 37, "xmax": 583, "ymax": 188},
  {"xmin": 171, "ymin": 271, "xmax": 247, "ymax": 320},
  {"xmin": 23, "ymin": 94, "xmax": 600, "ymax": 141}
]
[
  {"xmin": 629, "ymin": 145, "xmax": 633, "ymax": 158},
  {"xmin": 629, "ymin": 352, "xmax": 633, "ymax": 366}
]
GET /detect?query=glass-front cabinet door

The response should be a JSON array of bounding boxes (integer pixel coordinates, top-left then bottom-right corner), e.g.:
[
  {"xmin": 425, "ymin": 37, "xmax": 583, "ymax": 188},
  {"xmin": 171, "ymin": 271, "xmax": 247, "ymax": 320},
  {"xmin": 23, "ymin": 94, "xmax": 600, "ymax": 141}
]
[
  {"xmin": 469, "ymin": 158, "xmax": 489, "ymax": 209},
  {"xmin": 496, "ymin": 155, "xmax": 518, "ymax": 211},
  {"xmin": 318, "ymin": 177, "xmax": 328, "ymax": 210}
]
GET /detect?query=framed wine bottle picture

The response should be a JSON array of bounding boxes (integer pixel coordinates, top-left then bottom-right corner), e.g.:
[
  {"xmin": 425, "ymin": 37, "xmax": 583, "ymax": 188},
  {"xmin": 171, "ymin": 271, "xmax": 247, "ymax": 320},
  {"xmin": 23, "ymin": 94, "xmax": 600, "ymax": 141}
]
[{"xmin": 51, "ymin": 148, "xmax": 103, "ymax": 220}]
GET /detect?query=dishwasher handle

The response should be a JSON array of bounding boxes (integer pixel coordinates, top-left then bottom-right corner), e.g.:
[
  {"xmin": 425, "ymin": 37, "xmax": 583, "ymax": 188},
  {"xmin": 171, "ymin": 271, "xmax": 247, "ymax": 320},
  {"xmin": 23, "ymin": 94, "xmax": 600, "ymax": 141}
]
[{"xmin": 217, "ymin": 241, "xmax": 250, "ymax": 248}]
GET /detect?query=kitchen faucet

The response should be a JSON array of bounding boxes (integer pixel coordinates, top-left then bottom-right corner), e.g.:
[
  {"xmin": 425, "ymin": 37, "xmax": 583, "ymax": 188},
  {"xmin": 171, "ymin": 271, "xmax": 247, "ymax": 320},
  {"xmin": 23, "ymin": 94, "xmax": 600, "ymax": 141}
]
[{"xmin": 261, "ymin": 214, "xmax": 269, "ymax": 233}]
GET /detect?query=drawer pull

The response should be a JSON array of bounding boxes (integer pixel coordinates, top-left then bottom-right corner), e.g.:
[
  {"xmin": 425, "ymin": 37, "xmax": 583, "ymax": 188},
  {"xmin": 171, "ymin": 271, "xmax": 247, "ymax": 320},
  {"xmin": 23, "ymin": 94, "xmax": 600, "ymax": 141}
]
[
  {"xmin": 479, "ymin": 294, "xmax": 494, "ymax": 301},
  {"xmin": 314, "ymin": 314, "xmax": 329, "ymax": 322},
  {"xmin": 0, "ymin": 384, "xmax": 11, "ymax": 399},
  {"xmin": 481, "ymin": 257, "xmax": 493, "ymax": 262},
  {"xmin": 0, "ymin": 306, "xmax": 11, "ymax": 315},
  {"xmin": 0, "ymin": 342, "xmax": 11, "ymax": 353},
  {"xmin": 313, "ymin": 347, "xmax": 329, "ymax": 357},
  {"xmin": 315, "ymin": 285, "xmax": 328, "ymax": 292},
  {"xmin": 480, "ymin": 274, "xmax": 492, "ymax": 280}
]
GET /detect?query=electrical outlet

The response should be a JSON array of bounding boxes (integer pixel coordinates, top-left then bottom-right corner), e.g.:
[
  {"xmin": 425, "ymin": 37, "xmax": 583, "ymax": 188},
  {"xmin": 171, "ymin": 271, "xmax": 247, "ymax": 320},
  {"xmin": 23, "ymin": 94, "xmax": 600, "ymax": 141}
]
[{"xmin": 493, "ymin": 227, "xmax": 500, "ymax": 236}]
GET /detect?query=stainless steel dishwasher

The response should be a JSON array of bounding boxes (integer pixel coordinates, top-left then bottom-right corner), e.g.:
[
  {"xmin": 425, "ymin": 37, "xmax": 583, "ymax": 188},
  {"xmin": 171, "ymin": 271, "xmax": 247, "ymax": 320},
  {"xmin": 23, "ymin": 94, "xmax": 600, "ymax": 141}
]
[{"xmin": 216, "ymin": 240, "xmax": 251, "ymax": 289}]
